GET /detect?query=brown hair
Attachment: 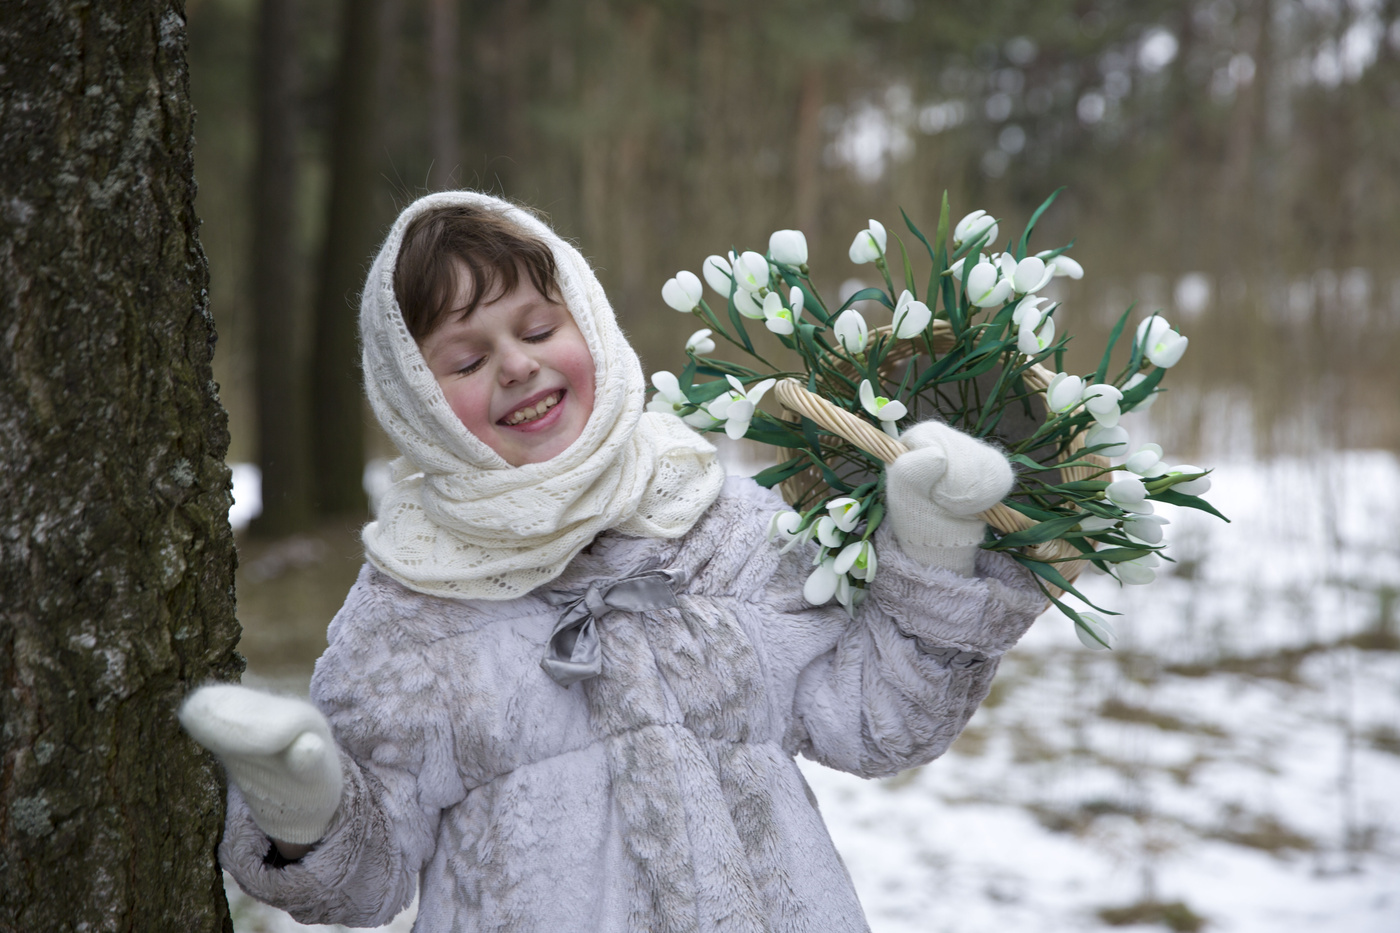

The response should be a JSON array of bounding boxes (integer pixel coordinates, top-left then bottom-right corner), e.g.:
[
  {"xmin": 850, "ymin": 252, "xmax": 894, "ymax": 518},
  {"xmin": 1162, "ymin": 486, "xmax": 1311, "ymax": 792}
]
[{"xmin": 393, "ymin": 204, "xmax": 563, "ymax": 342}]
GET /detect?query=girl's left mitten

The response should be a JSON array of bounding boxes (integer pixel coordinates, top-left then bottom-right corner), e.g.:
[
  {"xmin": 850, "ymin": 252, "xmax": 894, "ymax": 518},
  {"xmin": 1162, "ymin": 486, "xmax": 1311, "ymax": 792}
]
[{"xmin": 178, "ymin": 684, "xmax": 344, "ymax": 845}]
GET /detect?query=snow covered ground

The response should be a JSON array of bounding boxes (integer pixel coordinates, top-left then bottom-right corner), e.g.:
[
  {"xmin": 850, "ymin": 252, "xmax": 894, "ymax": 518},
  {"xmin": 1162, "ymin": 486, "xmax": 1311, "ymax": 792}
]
[{"xmin": 226, "ymin": 451, "xmax": 1400, "ymax": 932}]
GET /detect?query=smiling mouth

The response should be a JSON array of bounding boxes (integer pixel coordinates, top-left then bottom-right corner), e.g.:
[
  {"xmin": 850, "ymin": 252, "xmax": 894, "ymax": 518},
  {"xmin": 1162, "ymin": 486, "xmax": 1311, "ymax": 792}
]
[{"xmin": 501, "ymin": 391, "xmax": 563, "ymax": 426}]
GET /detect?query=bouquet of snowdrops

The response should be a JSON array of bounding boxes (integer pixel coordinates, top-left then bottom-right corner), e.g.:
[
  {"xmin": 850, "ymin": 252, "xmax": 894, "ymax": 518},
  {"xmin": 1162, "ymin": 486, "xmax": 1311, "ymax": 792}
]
[{"xmin": 647, "ymin": 191, "xmax": 1224, "ymax": 647}]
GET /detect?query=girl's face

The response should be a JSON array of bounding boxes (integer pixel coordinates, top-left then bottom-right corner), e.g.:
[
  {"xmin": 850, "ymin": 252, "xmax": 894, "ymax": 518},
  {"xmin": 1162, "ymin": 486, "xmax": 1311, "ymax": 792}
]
[{"xmin": 419, "ymin": 271, "xmax": 595, "ymax": 466}]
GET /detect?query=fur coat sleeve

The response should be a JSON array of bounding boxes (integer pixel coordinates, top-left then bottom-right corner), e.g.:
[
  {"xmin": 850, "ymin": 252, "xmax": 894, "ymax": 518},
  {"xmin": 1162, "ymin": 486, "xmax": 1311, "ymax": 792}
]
[{"xmin": 218, "ymin": 475, "xmax": 1045, "ymax": 932}]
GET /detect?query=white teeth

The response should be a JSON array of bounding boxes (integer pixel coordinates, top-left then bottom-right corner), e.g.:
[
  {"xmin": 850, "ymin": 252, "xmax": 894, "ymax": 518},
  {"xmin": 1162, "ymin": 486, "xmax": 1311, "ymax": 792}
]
[{"xmin": 504, "ymin": 392, "xmax": 561, "ymax": 426}]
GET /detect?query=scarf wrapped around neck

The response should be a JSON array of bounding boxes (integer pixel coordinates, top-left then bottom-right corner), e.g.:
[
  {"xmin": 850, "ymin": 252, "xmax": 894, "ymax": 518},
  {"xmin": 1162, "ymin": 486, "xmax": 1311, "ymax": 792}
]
[{"xmin": 359, "ymin": 191, "xmax": 727, "ymax": 599}]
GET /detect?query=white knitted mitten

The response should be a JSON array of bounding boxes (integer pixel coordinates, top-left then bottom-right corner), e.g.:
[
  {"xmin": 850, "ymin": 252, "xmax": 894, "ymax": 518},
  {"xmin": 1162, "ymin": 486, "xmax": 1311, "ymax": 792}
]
[
  {"xmin": 885, "ymin": 421, "xmax": 1015, "ymax": 576},
  {"xmin": 178, "ymin": 685, "xmax": 344, "ymax": 845}
]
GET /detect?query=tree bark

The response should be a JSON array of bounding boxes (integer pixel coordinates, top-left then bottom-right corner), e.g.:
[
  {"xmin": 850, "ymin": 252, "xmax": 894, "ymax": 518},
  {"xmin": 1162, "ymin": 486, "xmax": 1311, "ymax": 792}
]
[
  {"xmin": 0, "ymin": 2, "xmax": 242, "ymax": 931},
  {"xmin": 250, "ymin": 0, "xmax": 312, "ymax": 537},
  {"xmin": 309, "ymin": 0, "xmax": 391, "ymax": 518},
  {"xmin": 427, "ymin": 0, "xmax": 461, "ymax": 190}
]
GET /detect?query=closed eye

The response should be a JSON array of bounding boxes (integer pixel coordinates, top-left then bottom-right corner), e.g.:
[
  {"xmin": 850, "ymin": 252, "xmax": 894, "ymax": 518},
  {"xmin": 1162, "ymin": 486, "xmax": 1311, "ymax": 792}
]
[
  {"xmin": 523, "ymin": 328, "xmax": 557, "ymax": 343},
  {"xmin": 453, "ymin": 357, "xmax": 485, "ymax": 376}
]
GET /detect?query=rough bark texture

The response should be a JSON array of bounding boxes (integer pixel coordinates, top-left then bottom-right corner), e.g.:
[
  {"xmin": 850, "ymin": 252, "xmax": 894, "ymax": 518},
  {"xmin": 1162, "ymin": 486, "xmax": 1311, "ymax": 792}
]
[
  {"xmin": 250, "ymin": 0, "xmax": 311, "ymax": 537},
  {"xmin": 0, "ymin": 2, "xmax": 242, "ymax": 931},
  {"xmin": 310, "ymin": 0, "xmax": 390, "ymax": 519}
]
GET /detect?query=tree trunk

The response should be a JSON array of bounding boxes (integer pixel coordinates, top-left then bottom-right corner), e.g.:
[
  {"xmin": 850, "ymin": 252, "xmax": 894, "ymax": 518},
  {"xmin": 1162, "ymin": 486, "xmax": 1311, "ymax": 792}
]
[
  {"xmin": 250, "ymin": 0, "xmax": 312, "ymax": 537},
  {"xmin": 309, "ymin": 0, "xmax": 391, "ymax": 518},
  {"xmin": 427, "ymin": 0, "xmax": 461, "ymax": 190},
  {"xmin": 0, "ymin": 2, "xmax": 242, "ymax": 931}
]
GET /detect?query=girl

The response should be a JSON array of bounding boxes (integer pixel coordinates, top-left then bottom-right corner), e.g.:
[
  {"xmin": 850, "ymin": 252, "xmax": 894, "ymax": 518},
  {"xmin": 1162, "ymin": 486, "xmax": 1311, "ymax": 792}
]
[{"xmin": 181, "ymin": 190, "xmax": 1044, "ymax": 932}]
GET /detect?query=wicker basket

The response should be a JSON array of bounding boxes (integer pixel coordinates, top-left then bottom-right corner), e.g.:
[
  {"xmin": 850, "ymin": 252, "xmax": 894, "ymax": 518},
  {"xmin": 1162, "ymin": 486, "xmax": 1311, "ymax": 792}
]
[{"xmin": 772, "ymin": 320, "xmax": 1104, "ymax": 589}]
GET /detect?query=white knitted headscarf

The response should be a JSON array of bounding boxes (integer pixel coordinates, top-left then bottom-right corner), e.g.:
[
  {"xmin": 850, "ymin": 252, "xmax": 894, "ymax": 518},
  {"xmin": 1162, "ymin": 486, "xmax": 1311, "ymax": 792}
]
[{"xmin": 360, "ymin": 191, "xmax": 727, "ymax": 599}]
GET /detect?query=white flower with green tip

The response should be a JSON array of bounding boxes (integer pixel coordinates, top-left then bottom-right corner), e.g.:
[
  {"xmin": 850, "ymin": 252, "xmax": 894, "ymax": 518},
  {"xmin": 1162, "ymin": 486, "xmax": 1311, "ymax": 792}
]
[
  {"xmin": 833, "ymin": 308, "xmax": 869, "ymax": 354},
  {"xmin": 762, "ymin": 291, "xmax": 797, "ymax": 336},
  {"xmin": 1118, "ymin": 552, "xmax": 1160, "ymax": 585},
  {"xmin": 661, "ymin": 270, "xmax": 703, "ymax": 312},
  {"xmin": 706, "ymin": 375, "xmax": 776, "ymax": 441},
  {"xmin": 1082, "ymin": 383, "xmax": 1124, "ymax": 427},
  {"xmin": 1136, "ymin": 315, "xmax": 1189, "ymax": 368},
  {"xmin": 848, "ymin": 219, "xmax": 887, "ymax": 264},
  {"xmin": 646, "ymin": 371, "xmax": 688, "ymax": 416},
  {"xmin": 1123, "ymin": 514, "xmax": 1169, "ymax": 545},
  {"xmin": 834, "ymin": 539, "xmax": 877, "ymax": 582},
  {"xmin": 1046, "ymin": 372, "xmax": 1087, "ymax": 413},
  {"xmin": 1167, "ymin": 465, "xmax": 1211, "ymax": 495},
  {"xmin": 953, "ymin": 210, "xmax": 998, "ymax": 248},
  {"xmin": 1017, "ymin": 316, "xmax": 1055, "ymax": 355},
  {"xmin": 1106, "ymin": 475, "xmax": 1154, "ymax": 514},
  {"xmin": 732, "ymin": 251, "xmax": 770, "ymax": 294},
  {"xmin": 1085, "ymin": 423, "xmax": 1130, "ymax": 458},
  {"xmin": 1075, "ymin": 612, "xmax": 1117, "ymax": 649},
  {"xmin": 859, "ymin": 379, "xmax": 907, "ymax": 438},
  {"xmin": 685, "ymin": 329, "xmax": 715, "ymax": 355},
  {"xmin": 892, "ymin": 290, "xmax": 932, "ymax": 338},
  {"xmin": 826, "ymin": 497, "xmax": 863, "ymax": 533},
  {"xmin": 702, "ymin": 254, "xmax": 733, "ymax": 296},
  {"xmin": 768, "ymin": 229, "xmax": 808, "ymax": 266},
  {"xmin": 966, "ymin": 259, "xmax": 1014, "ymax": 308}
]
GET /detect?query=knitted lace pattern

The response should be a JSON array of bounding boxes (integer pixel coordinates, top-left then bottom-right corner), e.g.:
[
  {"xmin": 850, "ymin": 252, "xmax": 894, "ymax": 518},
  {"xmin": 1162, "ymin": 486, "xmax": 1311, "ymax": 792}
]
[{"xmin": 359, "ymin": 191, "xmax": 727, "ymax": 600}]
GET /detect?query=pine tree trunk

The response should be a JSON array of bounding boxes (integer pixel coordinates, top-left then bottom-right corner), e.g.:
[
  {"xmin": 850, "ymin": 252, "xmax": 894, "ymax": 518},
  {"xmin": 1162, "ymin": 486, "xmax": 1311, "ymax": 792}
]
[
  {"xmin": 250, "ymin": 0, "xmax": 312, "ymax": 537},
  {"xmin": 309, "ymin": 0, "xmax": 392, "ymax": 518},
  {"xmin": 0, "ymin": 2, "xmax": 242, "ymax": 930}
]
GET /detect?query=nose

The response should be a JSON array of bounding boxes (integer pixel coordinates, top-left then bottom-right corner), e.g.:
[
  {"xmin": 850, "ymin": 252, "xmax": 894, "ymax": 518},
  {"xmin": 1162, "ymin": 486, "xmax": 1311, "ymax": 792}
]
[{"xmin": 497, "ymin": 339, "xmax": 541, "ymax": 385}]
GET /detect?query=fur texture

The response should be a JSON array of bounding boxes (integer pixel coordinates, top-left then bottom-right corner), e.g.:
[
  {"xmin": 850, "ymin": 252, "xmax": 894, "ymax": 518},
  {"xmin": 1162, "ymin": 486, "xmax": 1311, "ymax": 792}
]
[{"xmin": 220, "ymin": 477, "xmax": 1045, "ymax": 931}]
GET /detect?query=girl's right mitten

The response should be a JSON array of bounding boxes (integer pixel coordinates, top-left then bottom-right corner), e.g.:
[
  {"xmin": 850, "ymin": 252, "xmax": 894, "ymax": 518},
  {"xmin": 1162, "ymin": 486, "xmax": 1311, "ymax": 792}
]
[{"xmin": 178, "ymin": 684, "xmax": 344, "ymax": 845}]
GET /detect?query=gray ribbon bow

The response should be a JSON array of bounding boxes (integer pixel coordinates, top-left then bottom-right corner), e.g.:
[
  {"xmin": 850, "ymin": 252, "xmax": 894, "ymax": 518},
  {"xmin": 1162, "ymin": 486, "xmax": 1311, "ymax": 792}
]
[{"xmin": 539, "ymin": 569, "xmax": 687, "ymax": 686}]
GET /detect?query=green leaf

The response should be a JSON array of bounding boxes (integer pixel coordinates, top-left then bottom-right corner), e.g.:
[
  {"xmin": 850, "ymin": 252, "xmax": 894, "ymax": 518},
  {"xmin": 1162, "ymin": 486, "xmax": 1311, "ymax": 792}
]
[
  {"xmin": 1094, "ymin": 303, "xmax": 1136, "ymax": 384},
  {"xmin": 836, "ymin": 287, "xmax": 894, "ymax": 314},
  {"xmin": 994, "ymin": 513, "xmax": 1085, "ymax": 548},
  {"xmin": 1088, "ymin": 546, "xmax": 1158, "ymax": 563},
  {"xmin": 1152, "ymin": 489, "xmax": 1231, "ymax": 521},
  {"xmin": 895, "ymin": 233, "xmax": 917, "ymax": 299},
  {"xmin": 1120, "ymin": 365, "xmax": 1166, "ymax": 409},
  {"xmin": 752, "ymin": 456, "xmax": 809, "ymax": 489},
  {"xmin": 1015, "ymin": 186, "xmax": 1065, "ymax": 260},
  {"xmin": 680, "ymin": 358, "xmax": 697, "ymax": 391},
  {"xmin": 684, "ymin": 379, "xmax": 733, "ymax": 404},
  {"xmin": 1006, "ymin": 552, "xmax": 1101, "ymax": 608}
]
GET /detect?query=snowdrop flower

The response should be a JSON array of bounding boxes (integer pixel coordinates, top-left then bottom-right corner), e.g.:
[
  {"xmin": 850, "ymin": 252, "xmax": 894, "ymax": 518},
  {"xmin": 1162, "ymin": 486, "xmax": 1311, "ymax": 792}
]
[
  {"xmin": 833, "ymin": 308, "xmax": 869, "ymax": 354},
  {"xmin": 702, "ymin": 254, "xmax": 733, "ymax": 296},
  {"xmin": 1122, "ymin": 372, "xmax": 1158, "ymax": 412},
  {"xmin": 1038, "ymin": 250, "xmax": 1085, "ymax": 280},
  {"xmin": 814, "ymin": 516, "xmax": 845, "ymax": 549},
  {"xmin": 954, "ymin": 209, "xmax": 998, "ymax": 248},
  {"xmin": 1075, "ymin": 612, "xmax": 1117, "ymax": 649},
  {"xmin": 1124, "ymin": 443, "xmax": 1168, "ymax": 476},
  {"xmin": 1012, "ymin": 256, "xmax": 1054, "ymax": 295},
  {"xmin": 848, "ymin": 219, "xmax": 887, "ymax": 264},
  {"xmin": 1135, "ymin": 315, "xmax": 1189, "ymax": 368},
  {"xmin": 1017, "ymin": 316, "xmax": 1055, "ymax": 355},
  {"xmin": 661, "ymin": 270, "xmax": 703, "ymax": 312},
  {"xmin": 892, "ymin": 290, "xmax": 932, "ymax": 338},
  {"xmin": 860, "ymin": 379, "xmax": 907, "ymax": 437},
  {"xmin": 762, "ymin": 291, "xmax": 798, "ymax": 335},
  {"xmin": 767, "ymin": 510, "xmax": 814, "ymax": 554},
  {"xmin": 1106, "ymin": 475, "xmax": 1154, "ymax": 514},
  {"xmin": 685, "ymin": 328, "xmax": 715, "ymax": 355},
  {"xmin": 768, "ymin": 229, "xmax": 808, "ymax": 266},
  {"xmin": 1078, "ymin": 515, "xmax": 1119, "ymax": 533},
  {"xmin": 708, "ymin": 375, "xmax": 776, "ymax": 440},
  {"xmin": 1167, "ymin": 465, "xmax": 1211, "ymax": 496},
  {"xmin": 1123, "ymin": 514, "xmax": 1170, "ymax": 545},
  {"xmin": 1118, "ymin": 552, "xmax": 1161, "ymax": 585},
  {"xmin": 834, "ymin": 539, "xmax": 878, "ymax": 582},
  {"xmin": 966, "ymin": 259, "xmax": 1015, "ymax": 308},
  {"xmin": 1046, "ymin": 372, "xmax": 1087, "ymax": 413},
  {"xmin": 835, "ymin": 573, "xmax": 866, "ymax": 616},
  {"xmin": 645, "ymin": 371, "xmax": 689, "ymax": 416},
  {"xmin": 826, "ymin": 497, "xmax": 864, "ymax": 533},
  {"xmin": 947, "ymin": 252, "xmax": 982, "ymax": 280},
  {"xmin": 789, "ymin": 286, "xmax": 805, "ymax": 318},
  {"xmin": 803, "ymin": 556, "xmax": 841, "ymax": 605},
  {"xmin": 731, "ymin": 287, "xmax": 765, "ymax": 319},
  {"xmin": 1082, "ymin": 383, "xmax": 1124, "ymax": 427},
  {"xmin": 732, "ymin": 251, "xmax": 771, "ymax": 294},
  {"xmin": 1084, "ymin": 424, "xmax": 1131, "ymax": 458},
  {"xmin": 1011, "ymin": 295, "xmax": 1051, "ymax": 331}
]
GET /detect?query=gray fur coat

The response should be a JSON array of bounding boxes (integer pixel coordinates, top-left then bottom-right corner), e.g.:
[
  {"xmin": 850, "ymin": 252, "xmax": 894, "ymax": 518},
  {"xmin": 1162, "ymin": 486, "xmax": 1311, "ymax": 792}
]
[{"xmin": 220, "ymin": 476, "xmax": 1044, "ymax": 931}]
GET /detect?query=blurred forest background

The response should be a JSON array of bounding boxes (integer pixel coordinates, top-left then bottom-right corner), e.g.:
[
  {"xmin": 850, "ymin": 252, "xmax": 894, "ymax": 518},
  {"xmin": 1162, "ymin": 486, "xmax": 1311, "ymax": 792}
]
[
  {"xmin": 189, "ymin": 0, "xmax": 1400, "ymax": 536},
  {"xmin": 187, "ymin": 2, "xmax": 1400, "ymax": 930}
]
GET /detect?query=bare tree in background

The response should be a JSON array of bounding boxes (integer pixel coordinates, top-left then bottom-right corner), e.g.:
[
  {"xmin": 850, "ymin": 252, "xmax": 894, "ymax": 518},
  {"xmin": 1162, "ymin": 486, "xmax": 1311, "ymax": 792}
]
[
  {"xmin": 0, "ymin": 1, "xmax": 241, "ymax": 929},
  {"xmin": 428, "ymin": 0, "xmax": 461, "ymax": 189},
  {"xmin": 251, "ymin": 0, "xmax": 312, "ymax": 536},
  {"xmin": 310, "ymin": 0, "xmax": 395, "ymax": 518}
]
